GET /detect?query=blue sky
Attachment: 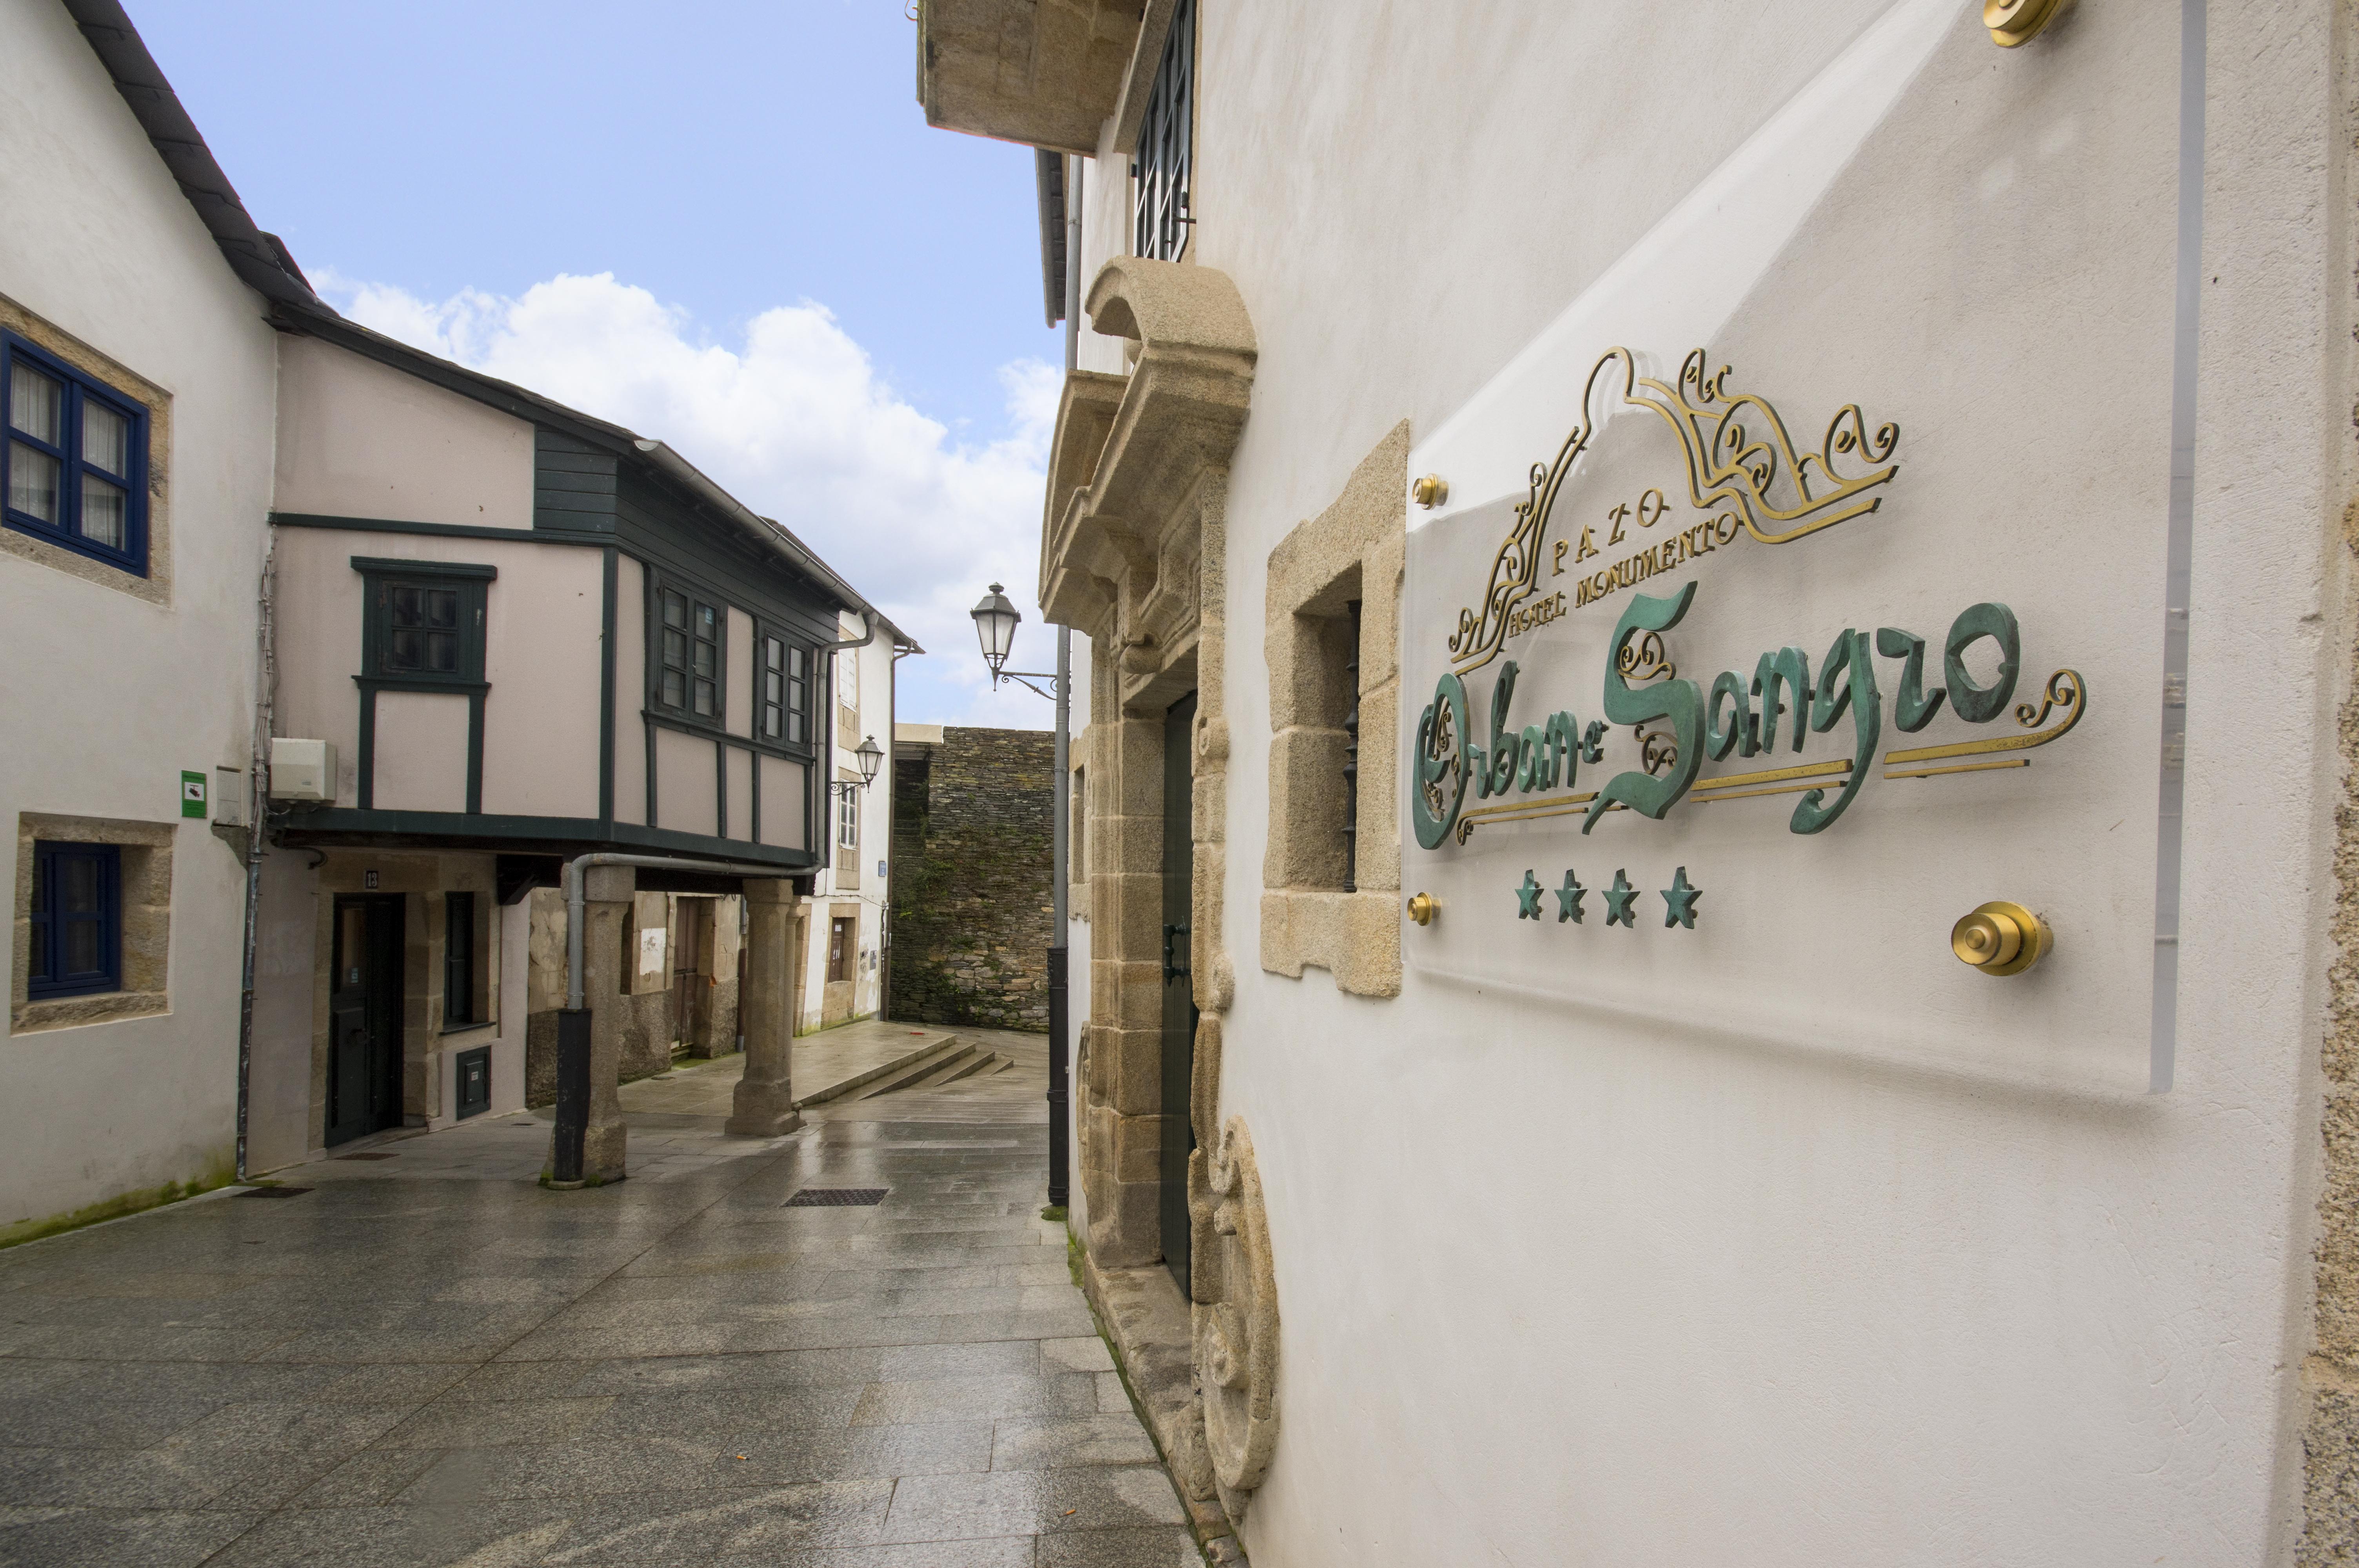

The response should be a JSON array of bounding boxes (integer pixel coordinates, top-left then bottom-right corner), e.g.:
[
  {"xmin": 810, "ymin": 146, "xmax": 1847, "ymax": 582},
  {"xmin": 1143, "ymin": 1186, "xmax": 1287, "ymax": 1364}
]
[{"xmin": 129, "ymin": 0, "xmax": 1070, "ymax": 728}]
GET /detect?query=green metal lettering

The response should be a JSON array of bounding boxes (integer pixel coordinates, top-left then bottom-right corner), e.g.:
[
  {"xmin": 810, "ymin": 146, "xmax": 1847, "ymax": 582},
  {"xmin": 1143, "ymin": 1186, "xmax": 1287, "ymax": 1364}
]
[
  {"xmin": 1516, "ymin": 724, "xmax": 1548, "ymax": 791},
  {"xmin": 1705, "ymin": 669, "xmax": 1752, "ymax": 761},
  {"xmin": 1792, "ymin": 628, "xmax": 1881, "ymax": 835},
  {"xmin": 1485, "ymin": 660, "xmax": 1522, "ymax": 797},
  {"xmin": 1943, "ymin": 602, "xmax": 2021, "ymax": 723},
  {"xmin": 1410, "ymin": 671, "xmax": 1471, "ymax": 849},
  {"xmin": 1543, "ymin": 711, "xmax": 1578, "ymax": 792},
  {"xmin": 1751, "ymin": 646, "xmax": 1812, "ymax": 754},
  {"xmin": 1877, "ymin": 627, "xmax": 1945, "ymax": 732},
  {"xmin": 1584, "ymin": 582, "xmax": 1705, "ymax": 832}
]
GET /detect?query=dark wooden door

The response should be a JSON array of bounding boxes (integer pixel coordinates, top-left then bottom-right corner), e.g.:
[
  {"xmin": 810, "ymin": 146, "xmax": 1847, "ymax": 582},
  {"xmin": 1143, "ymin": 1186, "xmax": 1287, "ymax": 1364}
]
[
  {"xmin": 1160, "ymin": 691, "xmax": 1198, "ymax": 1296},
  {"xmin": 327, "ymin": 895, "xmax": 403, "ymax": 1147},
  {"xmin": 672, "ymin": 900, "xmax": 706, "ymax": 1050}
]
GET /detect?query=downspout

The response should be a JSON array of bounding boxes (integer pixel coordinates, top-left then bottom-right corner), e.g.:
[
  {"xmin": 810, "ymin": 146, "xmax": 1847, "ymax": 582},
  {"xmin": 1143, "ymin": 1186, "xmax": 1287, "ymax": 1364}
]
[
  {"xmin": 885, "ymin": 642, "xmax": 911, "ymax": 1021},
  {"xmin": 234, "ymin": 539, "xmax": 276, "ymax": 1183},
  {"xmin": 1047, "ymin": 151, "xmax": 1083, "ymax": 1210}
]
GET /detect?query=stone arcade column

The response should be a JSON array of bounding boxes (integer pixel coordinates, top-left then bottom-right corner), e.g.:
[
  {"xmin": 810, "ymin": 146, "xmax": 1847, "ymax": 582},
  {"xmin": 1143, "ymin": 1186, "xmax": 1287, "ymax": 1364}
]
[
  {"xmin": 580, "ymin": 864, "xmax": 632, "ymax": 1181},
  {"xmin": 726, "ymin": 878, "xmax": 803, "ymax": 1137}
]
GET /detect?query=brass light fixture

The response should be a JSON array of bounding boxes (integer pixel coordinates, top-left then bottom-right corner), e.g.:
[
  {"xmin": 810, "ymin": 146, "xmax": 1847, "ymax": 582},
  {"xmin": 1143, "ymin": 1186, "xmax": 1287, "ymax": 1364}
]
[
  {"xmin": 1985, "ymin": 0, "xmax": 2071, "ymax": 47},
  {"xmin": 1951, "ymin": 900, "xmax": 2051, "ymax": 976}
]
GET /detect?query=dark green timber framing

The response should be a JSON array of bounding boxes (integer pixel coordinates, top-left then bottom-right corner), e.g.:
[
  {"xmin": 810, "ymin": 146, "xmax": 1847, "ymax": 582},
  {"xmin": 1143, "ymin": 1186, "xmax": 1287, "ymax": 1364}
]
[
  {"xmin": 599, "ymin": 546, "xmax": 618, "ymax": 831},
  {"xmin": 280, "ymin": 809, "xmax": 820, "ymax": 872},
  {"xmin": 351, "ymin": 557, "xmax": 496, "ymax": 815},
  {"xmin": 265, "ymin": 315, "xmax": 908, "ymax": 880}
]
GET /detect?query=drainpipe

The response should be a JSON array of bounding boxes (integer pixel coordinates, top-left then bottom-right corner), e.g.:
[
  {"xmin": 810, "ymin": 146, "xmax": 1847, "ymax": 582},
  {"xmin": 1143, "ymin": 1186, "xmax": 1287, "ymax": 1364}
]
[
  {"xmin": 552, "ymin": 849, "xmax": 809, "ymax": 1184},
  {"xmin": 234, "ymin": 541, "xmax": 277, "ymax": 1183},
  {"xmin": 884, "ymin": 643, "xmax": 911, "ymax": 1021},
  {"xmin": 1047, "ymin": 152, "xmax": 1083, "ymax": 1210}
]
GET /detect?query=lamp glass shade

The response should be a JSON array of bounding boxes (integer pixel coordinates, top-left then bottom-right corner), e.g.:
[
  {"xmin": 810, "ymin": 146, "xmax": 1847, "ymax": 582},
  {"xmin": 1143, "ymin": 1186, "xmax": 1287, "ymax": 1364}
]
[
  {"xmin": 855, "ymin": 735, "xmax": 884, "ymax": 786},
  {"xmin": 970, "ymin": 583, "xmax": 1020, "ymax": 675}
]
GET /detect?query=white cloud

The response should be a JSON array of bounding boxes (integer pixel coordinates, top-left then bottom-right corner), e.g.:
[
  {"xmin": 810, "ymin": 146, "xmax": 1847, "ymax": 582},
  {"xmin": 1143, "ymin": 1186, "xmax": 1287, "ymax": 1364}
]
[{"xmin": 316, "ymin": 269, "xmax": 1064, "ymax": 730}]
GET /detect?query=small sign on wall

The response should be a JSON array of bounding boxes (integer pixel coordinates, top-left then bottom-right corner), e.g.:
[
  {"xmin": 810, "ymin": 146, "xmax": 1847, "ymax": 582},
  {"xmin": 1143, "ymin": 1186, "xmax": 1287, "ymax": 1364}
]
[
  {"xmin": 638, "ymin": 927, "xmax": 668, "ymax": 980},
  {"xmin": 179, "ymin": 769, "xmax": 206, "ymax": 820}
]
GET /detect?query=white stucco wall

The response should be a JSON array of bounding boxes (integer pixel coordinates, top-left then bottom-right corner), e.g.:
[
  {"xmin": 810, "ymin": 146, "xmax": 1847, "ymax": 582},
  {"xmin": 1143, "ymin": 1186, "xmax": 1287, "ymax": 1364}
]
[
  {"xmin": 274, "ymin": 333, "xmax": 534, "ymax": 528},
  {"xmin": 269, "ymin": 525, "xmax": 603, "ymax": 817},
  {"xmin": 800, "ymin": 615, "xmax": 894, "ymax": 1027},
  {"xmin": 0, "ymin": 1, "xmax": 277, "ymax": 1229},
  {"xmin": 1066, "ymin": 0, "xmax": 2343, "ymax": 1562}
]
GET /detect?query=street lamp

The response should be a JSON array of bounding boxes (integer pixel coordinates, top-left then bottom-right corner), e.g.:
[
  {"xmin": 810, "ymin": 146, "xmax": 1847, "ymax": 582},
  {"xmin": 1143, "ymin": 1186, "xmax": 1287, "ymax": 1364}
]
[
  {"xmin": 830, "ymin": 734, "xmax": 883, "ymax": 799},
  {"xmin": 971, "ymin": 584, "xmax": 1020, "ymax": 679},
  {"xmin": 970, "ymin": 584, "xmax": 1060, "ymax": 701},
  {"xmin": 969, "ymin": 583, "xmax": 1073, "ymax": 1212}
]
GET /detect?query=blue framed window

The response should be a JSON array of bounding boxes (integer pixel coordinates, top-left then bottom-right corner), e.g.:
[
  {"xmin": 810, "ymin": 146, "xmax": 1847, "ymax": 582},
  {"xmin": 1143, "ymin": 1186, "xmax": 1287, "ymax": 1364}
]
[
  {"xmin": 27, "ymin": 842, "xmax": 121, "ymax": 999},
  {"xmin": 2, "ymin": 334, "xmax": 148, "ymax": 576}
]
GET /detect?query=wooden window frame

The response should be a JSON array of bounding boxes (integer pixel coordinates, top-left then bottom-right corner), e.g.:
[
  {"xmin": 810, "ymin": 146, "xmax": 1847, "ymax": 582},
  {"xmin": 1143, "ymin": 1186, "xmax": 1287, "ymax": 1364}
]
[
  {"xmin": 442, "ymin": 890, "xmax": 478, "ymax": 1027},
  {"xmin": 827, "ymin": 915, "xmax": 854, "ymax": 984},
  {"xmin": 756, "ymin": 622, "xmax": 816, "ymax": 753},
  {"xmin": 351, "ymin": 557, "xmax": 497, "ymax": 815},
  {"xmin": 650, "ymin": 575, "xmax": 730, "ymax": 732},
  {"xmin": 27, "ymin": 841, "xmax": 120, "ymax": 1000},
  {"xmin": 2, "ymin": 331, "xmax": 149, "ymax": 576}
]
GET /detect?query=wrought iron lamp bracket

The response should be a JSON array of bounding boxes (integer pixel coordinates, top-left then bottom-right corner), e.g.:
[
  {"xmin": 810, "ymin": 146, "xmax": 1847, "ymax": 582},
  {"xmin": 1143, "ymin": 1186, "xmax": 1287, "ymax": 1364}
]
[{"xmin": 993, "ymin": 670, "xmax": 1064, "ymax": 701}]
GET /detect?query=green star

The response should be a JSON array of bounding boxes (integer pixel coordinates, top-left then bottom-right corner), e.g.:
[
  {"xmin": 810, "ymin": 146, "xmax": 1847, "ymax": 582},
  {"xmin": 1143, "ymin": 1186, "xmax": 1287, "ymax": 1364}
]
[
  {"xmin": 1555, "ymin": 871, "xmax": 1586, "ymax": 924},
  {"xmin": 1661, "ymin": 866, "xmax": 1701, "ymax": 929},
  {"xmin": 1603, "ymin": 869, "xmax": 1639, "ymax": 927},
  {"xmin": 1514, "ymin": 870, "xmax": 1543, "ymax": 920}
]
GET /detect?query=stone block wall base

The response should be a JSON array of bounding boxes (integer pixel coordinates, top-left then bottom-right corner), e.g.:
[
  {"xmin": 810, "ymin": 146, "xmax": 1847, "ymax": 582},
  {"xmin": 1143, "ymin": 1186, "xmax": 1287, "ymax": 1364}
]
[{"xmin": 1077, "ymin": 1243, "xmax": 1250, "ymax": 1565}]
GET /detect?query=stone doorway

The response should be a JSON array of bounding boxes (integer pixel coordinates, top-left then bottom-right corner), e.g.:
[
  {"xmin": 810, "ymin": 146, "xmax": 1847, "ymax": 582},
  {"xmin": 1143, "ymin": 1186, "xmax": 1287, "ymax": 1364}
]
[{"xmin": 325, "ymin": 894, "xmax": 402, "ymax": 1147}]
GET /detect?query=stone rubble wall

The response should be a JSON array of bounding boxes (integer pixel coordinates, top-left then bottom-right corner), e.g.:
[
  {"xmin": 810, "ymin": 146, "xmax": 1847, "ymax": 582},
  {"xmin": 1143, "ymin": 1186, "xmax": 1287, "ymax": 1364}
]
[{"xmin": 889, "ymin": 726, "xmax": 1055, "ymax": 1032}]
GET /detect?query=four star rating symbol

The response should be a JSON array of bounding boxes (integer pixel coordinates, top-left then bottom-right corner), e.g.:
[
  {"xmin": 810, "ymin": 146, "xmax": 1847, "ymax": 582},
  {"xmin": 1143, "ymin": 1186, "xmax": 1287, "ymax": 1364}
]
[
  {"xmin": 1512, "ymin": 866, "xmax": 1703, "ymax": 929},
  {"xmin": 1661, "ymin": 866, "xmax": 1701, "ymax": 929},
  {"xmin": 1515, "ymin": 870, "xmax": 1544, "ymax": 920},
  {"xmin": 1602, "ymin": 871, "xmax": 1639, "ymax": 927},
  {"xmin": 1555, "ymin": 871, "xmax": 1586, "ymax": 924}
]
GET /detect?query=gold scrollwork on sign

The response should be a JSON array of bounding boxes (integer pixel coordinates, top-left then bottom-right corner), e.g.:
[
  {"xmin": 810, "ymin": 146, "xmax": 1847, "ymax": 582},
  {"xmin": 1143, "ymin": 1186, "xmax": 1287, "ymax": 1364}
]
[
  {"xmin": 1883, "ymin": 669, "xmax": 2086, "ymax": 779},
  {"xmin": 1447, "ymin": 347, "xmax": 1902, "ymax": 675}
]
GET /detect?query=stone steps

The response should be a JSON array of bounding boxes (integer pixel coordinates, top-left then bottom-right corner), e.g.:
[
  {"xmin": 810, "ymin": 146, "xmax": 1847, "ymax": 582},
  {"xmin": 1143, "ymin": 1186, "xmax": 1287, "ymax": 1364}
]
[
  {"xmin": 842, "ymin": 1038, "xmax": 982, "ymax": 1100},
  {"xmin": 792, "ymin": 1034, "xmax": 968, "ymax": 1109}
]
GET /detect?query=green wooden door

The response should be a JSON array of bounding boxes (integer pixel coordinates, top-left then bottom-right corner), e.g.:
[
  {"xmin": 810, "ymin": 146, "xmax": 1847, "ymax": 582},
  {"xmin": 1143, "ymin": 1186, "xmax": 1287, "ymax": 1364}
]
[
  {"xmin": 327, "ymin": 895, "xmax": 403, "ymax": 1146},
  {"xmin": 1160, "ymin": 692, "xmax": 1198, "ymax": 1296}
]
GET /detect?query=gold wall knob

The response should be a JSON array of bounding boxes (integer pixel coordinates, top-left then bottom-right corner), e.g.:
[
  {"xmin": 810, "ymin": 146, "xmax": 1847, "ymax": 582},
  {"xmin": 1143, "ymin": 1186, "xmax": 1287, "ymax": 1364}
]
[
  {"xmin": 1951, "ymin": 901, "xmax": 2051, "ymax": 976},
  {"xmin": 1412, "ymin": 474, "xmax": 1449, "ymax": 509},
  {"xmin": 1406, "ymin": 893, "xmax": 1437, "ymax": 926},
  {"xmin": 1985, "ymin": 0, "xmax": 2070, "ymax": 47}
]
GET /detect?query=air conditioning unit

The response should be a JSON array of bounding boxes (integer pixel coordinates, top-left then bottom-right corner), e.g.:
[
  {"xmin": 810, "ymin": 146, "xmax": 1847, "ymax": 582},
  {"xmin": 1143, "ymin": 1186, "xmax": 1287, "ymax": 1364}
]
[{"xmin": 269, "ymin": 739, "xmax": 337, "ymax": 802}]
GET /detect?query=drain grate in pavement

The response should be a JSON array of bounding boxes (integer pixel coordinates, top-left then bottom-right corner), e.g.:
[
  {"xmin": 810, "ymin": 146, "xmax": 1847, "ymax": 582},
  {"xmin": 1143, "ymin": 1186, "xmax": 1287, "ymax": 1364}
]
[
  {"xmin": 236, "ymin": 1186, "xmax": 312, "ymax": 1198},
  {"xmin": 783, "ymin": 1188, "xmax": 889, "ymax": 1207},
  {"xmin": 334, "ymin": 1152, "xmax": 399, "ymax": 1161}
]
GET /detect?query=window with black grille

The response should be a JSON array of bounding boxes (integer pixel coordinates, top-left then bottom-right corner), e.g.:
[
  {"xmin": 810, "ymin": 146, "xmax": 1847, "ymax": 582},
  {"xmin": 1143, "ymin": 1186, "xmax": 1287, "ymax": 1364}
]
[
  {"xmin": 1132, "ymin": 0, "xmax": 1195, "ymax": 262},
  {"xmin": 654, "ymin": 583, "xmax": 724, "ymax": 722},
  {"xmin": 355, "ymin": 558, "xmax": 492, "ymax": 686},
  {"xmin": 759, "ymin": 631, "xmax": 811, "ymax": 746}
]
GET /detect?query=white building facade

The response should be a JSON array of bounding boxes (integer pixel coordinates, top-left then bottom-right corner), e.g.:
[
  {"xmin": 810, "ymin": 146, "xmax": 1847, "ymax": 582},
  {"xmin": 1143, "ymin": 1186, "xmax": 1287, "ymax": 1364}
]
[
  {"xmin": 0, "ymin": 0, "xmax": 293, "ymax": 1241},
  {"xmin": 918, "ymin": 0, "xmax": 2359, "ymax": 1560}
]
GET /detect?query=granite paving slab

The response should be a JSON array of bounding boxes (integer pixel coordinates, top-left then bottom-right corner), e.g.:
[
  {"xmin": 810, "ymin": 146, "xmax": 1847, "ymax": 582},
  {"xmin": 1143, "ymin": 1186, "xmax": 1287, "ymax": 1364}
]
[{"xmin": 0, "ymin": 1026, "xmax": 1199, "ymax": 1566}]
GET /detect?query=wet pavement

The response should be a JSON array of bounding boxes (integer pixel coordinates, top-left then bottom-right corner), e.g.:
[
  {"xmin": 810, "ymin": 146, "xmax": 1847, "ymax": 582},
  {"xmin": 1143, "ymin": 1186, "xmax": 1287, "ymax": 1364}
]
[{"xmin": 0, "ymin": 1069, "xmax": 1196, "ymax": 1566}]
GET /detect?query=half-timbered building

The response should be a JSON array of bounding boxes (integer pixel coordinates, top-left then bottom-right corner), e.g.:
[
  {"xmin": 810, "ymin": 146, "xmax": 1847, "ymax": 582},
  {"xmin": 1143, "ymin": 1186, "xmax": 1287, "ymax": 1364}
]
[{"xmin": 243, "ymin": 315, "xmax": 911, "ymax": 1167}]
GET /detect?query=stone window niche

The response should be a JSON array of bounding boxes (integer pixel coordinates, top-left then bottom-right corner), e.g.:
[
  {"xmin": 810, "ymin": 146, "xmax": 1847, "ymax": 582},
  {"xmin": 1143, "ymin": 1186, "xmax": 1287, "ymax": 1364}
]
[
  {"xmin": 1260, "ymin": 421, "xmax": 1408, "ymax": 998},
  {"xmin": 12, "ymin": 812, "xmax": 173, "ymax": 1034},
  {"xmin": 0, "ymin": 294, "xmax": 172, "ymax": 606}
]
